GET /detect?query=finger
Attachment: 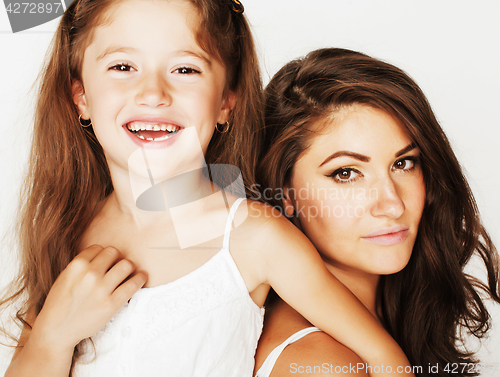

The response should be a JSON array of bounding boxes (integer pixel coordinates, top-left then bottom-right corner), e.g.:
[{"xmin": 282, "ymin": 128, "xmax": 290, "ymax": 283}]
[
  {"xmin": 88, "ymin": 247, "xmax": 123, "ymax": 275},
  {"xmin": 102, "ymin": 258, "xmax": 137, "ymax": 291},
  {"xmin": 110, "ymin": 271, "xmax": 148, "ymax": 307},
  {"xmin": 74, "ymin": 244, "xmax": 105, "ymax": 262}
]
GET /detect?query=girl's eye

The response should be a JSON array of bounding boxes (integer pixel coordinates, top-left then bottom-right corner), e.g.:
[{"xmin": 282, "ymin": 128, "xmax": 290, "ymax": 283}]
[
  {"xmin": 392, "ymin": 156, "xmax": 419, "ymax": 172},
  {"xmin": 174, "ymin": 67, "xmax": 200, "ymax": 74},
  {"xmin": 110, "ymin": 64, "xmax": 135, "ymax": 72},
  {"xmin": 328, "ymin": 168, "xmax": 362, "ymax": 183}
]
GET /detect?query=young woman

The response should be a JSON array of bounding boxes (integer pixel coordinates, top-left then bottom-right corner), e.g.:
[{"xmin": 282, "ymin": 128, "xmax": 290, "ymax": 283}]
[{"xmin": 254, "ymin": 48, "xmax": 500, "ymax": 377}]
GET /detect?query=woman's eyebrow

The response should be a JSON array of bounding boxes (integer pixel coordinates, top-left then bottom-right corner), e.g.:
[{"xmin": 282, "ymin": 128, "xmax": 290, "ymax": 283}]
[
  {"xmin": 395, "ymin": 143, "xmax": 416, "ymax": 157},
  {"xmin": 319, "ymin": 151, "xmax": 370, "ymax": 167},
  {"xmin": 319, "ymin": 143, "xmax": 417, "ymax": 167}
]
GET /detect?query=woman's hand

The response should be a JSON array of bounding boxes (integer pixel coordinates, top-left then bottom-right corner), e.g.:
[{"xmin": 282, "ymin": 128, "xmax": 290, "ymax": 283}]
[{"xmin": 31, "ymin": 244, "xmax": 148, "ymax": 353}]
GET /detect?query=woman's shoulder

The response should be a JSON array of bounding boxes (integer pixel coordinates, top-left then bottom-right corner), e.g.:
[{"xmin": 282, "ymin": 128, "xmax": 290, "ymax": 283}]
[{"xmin": 255, "ymin": 299, "xmax": 368, "ymax": 377}]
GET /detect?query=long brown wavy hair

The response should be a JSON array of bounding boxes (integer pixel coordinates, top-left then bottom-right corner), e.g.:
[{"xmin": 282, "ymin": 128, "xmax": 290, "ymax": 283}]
[
  {"xmin": 256, "ymin": 48, "xmax": 500, "ymax": 376},
  {"xmin": 0, "ymin": 0, "xmax": 262, "ymax": 372}
]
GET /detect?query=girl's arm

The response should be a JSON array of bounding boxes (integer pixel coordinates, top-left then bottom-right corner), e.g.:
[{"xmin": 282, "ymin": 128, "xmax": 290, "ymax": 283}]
[
  {"xmin": 248, "ymin": 203, "xmax": 414, "ymax": 377},
  {"xmin": 5, "ymin": 245, "xmax": 147, "ymax": 377}
]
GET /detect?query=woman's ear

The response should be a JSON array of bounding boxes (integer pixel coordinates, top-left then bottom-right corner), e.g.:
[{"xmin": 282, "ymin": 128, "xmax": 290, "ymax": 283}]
[
  {"xmin": 217, "ymin": 90, "xmax": 236, "ymax": 124},
  {"xmin": 283, "ymin": 187, "xmax": 295, "ymax": 217},
  {"xmin": 283, "ymin": 187, "xmax": 304, "ymax": 230},
  {"xmin": 72, "ymin": 80, "xmax": 90, "ymax": 119}
]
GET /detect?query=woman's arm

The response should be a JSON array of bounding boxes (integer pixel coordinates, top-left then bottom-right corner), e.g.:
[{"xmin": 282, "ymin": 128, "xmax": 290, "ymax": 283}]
[
  {"xmin": 248, "ymin": 202, "xmax": 413, "ymax": 377},
  {"xmin": 5, "ymin": 245, "xmax": 147, "ymax": 377}
]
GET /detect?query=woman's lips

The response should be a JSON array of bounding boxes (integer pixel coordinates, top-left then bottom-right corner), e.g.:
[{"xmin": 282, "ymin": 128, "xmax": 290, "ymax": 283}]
[{"xmin": 362, "ymin": 226, "xmax": 409, "ymax": 246}]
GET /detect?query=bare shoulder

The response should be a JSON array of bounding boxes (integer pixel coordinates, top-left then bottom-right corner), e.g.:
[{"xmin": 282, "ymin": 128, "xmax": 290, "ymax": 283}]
[
  {"xmin": 271, "ymin": 331, "xmax": 368, "ymax": 377},
  {"xmin": 255, "ymin": 299, "xmax": 368, "ymax": 377}
]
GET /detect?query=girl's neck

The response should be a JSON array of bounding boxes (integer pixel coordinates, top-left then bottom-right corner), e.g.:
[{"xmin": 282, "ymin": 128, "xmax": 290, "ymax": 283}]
[
  {"xmin": 324, "ymin": 262, "xmax": 380, "ymax": 320},
  {"xmin": 106, "ymin": 163, "xmax": 213, "ymax": 228}
]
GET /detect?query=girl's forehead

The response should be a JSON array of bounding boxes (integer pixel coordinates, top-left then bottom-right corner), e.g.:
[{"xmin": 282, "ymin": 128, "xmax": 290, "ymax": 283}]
[{"xmin": 85, "ymin": 0, "xmax": 203, "ymax": 55}]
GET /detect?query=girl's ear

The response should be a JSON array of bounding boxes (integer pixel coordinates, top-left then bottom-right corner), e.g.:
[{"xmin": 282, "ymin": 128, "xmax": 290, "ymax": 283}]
[
  {"xmin": 72, "ymin": 80, "xmax": 90, "ymax": 119},
  {"xmin": 217, "ymin": 91, "xmax": 236, "ymax": 124}
]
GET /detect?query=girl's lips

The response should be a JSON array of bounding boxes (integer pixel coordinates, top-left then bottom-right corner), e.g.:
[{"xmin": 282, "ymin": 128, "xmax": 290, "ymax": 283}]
[
  {"xmin": 362, "ymin": 226, "xmax": 409, "ymax": 246},
  {"xmin": 122, "ymin": 118, "xmax": 184, "ymax": 149}
]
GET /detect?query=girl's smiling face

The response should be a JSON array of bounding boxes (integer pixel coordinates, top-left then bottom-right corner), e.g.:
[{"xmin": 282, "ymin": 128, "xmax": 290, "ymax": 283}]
[
  {"xmin": 72, "ymin": 0, "xmax": 233, "ymax": 181},
  {"xmin": 285, "ymin": 105, "xmax": 426, "ymax": 278}
]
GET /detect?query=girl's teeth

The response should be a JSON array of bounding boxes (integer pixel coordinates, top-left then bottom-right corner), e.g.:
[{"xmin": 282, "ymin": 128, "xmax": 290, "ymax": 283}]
[
  {"xmin": 127, "ymin": 123, "xmax": 180, "ymax": 132},
  {"xmin": 135, "ymin": 131, "xmax": 178, "ymax": 141}
]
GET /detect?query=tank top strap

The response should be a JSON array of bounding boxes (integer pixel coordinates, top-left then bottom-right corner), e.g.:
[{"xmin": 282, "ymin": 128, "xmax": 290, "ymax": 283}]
[
  {"xmin": 222, "ymin": 197, "xmax": 246, "ymax": 250},
  {"xmin": 255, "ymin": 327, "xmax": 322, "ymax": 377}
]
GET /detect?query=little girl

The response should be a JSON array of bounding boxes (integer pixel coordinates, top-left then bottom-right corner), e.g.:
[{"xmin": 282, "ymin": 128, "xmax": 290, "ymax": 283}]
[{"xmin": 2, "ymin": 0, "xmax": 414, "ymax": 376}]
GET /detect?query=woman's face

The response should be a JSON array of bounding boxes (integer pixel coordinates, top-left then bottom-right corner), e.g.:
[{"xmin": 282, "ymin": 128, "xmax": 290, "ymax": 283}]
[{"xmin": 286, "ymin": 105, "xmax": 425, "ymax": 277}]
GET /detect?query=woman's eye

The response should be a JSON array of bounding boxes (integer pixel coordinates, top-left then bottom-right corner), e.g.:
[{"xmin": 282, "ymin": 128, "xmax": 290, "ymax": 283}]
[
  {"xmin": 329, "ymin": 168, "xmax": 361, "ymax": 183},
  {"xmin": 110, "ymin": 64, "xmax": 135, "ymax": 72},
  {"xmin": 174, "ymin": 67, "xmax": 200, "ymax": 74},
  {"xmin": 393, "ymin": 157, "xmax": 419, "ymax": 171}
]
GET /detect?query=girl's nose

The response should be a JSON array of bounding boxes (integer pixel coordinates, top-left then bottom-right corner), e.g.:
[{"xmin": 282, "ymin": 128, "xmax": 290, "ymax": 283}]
[
  {"xmin": 369, "ymin": 177, "xmax": 405, "ymax": 219},
  {"xmin": 135, "ymin": 72, "xmax": 172, "ymax": 108}
]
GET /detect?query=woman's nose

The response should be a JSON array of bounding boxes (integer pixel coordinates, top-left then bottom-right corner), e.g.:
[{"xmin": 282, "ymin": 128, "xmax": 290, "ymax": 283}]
[
  {"xmin": 135, "ymin": 72, "xmax": 172, "ymax": 108},
  {"xmin": 369, "ymin": 177, "xmax": 405, "ymax": 219}
]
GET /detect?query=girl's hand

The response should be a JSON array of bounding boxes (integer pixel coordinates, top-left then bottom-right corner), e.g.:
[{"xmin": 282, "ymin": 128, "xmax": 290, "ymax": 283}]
[{"xmin": 30, "ymin": 244, "xmax": 148, "ymax": 353}]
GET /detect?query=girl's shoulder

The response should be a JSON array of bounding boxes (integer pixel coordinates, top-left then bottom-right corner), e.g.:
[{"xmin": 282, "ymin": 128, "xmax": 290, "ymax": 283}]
[
  {"xmin": 227, "ymin": 199, "xmax": 319, "ymax": 300},
  {"xmin": 234, "ymin": 199, "xmax": 312, "ymax": 251},
  {"xmin": 254, "ymin": 299, "xmax": 368, "ymax": 377}
]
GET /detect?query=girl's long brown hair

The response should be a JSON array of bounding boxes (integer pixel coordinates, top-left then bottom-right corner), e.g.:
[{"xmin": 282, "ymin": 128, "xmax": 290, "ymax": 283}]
[
  {"xmin": 256, "ymin": 48, "xmax": 500, "ymax": 376},
  {"xmin": 0, "ymin": 0, "xmax": 262, "ymax": 372}
]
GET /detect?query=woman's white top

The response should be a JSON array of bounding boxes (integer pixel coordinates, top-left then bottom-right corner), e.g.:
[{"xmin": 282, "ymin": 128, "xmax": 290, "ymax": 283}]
[
  {"xmin": 255, "ymin": 327, "xmax": 322, "ymax": 377},
  {"xmin": 74, "ymin": 198, "xmax": 265, "ymax": 377}
]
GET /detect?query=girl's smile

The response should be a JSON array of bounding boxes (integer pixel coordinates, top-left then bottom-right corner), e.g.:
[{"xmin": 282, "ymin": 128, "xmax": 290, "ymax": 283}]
[{"xmin": 123, "ymin": 118, "xmax": 184, "ymax": 148}]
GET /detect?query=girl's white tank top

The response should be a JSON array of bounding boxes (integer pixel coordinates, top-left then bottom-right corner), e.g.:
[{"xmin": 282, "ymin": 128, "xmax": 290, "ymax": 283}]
[{"xmin": 74, "ymin": 198, "xmax": 264, "ymax": 377}]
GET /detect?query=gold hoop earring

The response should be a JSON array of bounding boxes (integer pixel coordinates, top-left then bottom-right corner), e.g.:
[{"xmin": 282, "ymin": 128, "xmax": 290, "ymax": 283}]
[
  {"xmin": 79, "ymin": 114, "xmax": 92, "ymax": 128},
  {"xmin": 215, "ymin": 121, "xmax": 230, "ymax": 134}
]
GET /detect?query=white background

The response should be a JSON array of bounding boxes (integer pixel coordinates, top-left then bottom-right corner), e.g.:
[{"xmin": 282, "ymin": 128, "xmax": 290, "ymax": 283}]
[{"xmin": 1, "ymin": 0, "xmax": 499, "ymax": 373}]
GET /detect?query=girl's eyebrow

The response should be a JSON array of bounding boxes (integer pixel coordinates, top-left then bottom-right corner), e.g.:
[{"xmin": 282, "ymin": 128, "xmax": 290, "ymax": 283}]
[
  {"xmin": 95, "ymin": 47, "xmax": 211, "ymax": 67},
  {"xmin": 175, "ymin": 50, "xmax": 212, "ymax": 66},
  {"xmin": 319, "ymin": 143, "xmax": 417, "ymax": 167},
  {"xmin": 97, "ymin": 46, "xmax": 138, "ymax": 61}
]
